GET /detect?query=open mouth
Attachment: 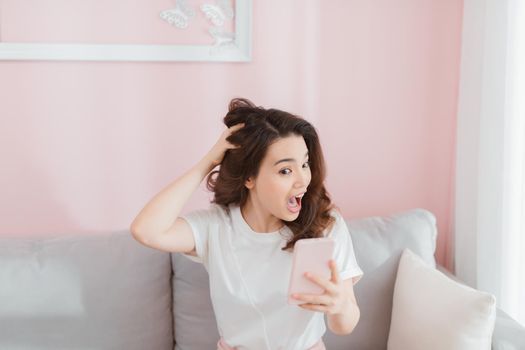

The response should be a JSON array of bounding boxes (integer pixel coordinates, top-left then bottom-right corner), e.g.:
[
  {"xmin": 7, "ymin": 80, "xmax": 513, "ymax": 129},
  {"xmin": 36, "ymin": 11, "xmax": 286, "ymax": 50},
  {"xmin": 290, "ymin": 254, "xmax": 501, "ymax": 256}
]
[
  {"xmin": 287, "ymin": 192, "xmax": 305, "ymax": 212},
  {"xmin": 288, "ymin": 195, "xmax": 301, "ymax": 208}
]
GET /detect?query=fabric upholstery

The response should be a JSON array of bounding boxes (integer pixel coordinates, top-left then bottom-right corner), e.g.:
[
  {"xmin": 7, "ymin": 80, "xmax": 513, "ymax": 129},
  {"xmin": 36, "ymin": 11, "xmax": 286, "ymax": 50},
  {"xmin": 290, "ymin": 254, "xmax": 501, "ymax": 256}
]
[
  {"xmin": 0, "ymin": 231, "xmax": 173, "ymax": 350},
  {"xmin": 324, "ymin": 208, "xmax": 437, "ymax": 350},
  {"xmin": 387, "ymin": 248, "xmax": 496, "ymax": 350},
  {"xmin": 171, "ymin": 208, "xmax": 438, "ymax": 350}
]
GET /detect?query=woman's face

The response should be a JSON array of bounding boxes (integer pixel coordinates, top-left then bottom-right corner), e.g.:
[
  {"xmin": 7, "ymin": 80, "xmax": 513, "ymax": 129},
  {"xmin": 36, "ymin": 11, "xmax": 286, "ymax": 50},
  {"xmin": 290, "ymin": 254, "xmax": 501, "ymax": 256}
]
[{"xmin": 245, "ymin": 134, "xmax": 311, "ymax": 222}]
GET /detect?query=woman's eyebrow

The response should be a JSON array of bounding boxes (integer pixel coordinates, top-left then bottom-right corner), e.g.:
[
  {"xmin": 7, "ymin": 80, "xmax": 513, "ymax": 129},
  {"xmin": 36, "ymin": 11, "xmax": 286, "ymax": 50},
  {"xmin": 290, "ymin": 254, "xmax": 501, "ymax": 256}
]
[{"xmin": 273, "ymin": 151, "xmax": 309, "ymax": 166}]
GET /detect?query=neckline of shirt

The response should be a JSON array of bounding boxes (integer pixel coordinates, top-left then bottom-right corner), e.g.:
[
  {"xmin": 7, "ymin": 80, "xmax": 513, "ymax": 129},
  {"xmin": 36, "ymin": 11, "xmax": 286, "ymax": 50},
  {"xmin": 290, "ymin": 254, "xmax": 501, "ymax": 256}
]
[{"xmin": 230, "ymin": 204, "xmax": 288, "ymax": 242}]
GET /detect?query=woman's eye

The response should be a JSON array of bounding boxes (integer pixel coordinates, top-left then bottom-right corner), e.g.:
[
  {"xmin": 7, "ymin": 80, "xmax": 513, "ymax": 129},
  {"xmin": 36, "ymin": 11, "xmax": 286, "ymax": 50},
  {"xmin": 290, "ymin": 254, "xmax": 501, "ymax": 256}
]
[{"xmin": 279, "ymin": 162, "xmax": 310, "ymax": 175}]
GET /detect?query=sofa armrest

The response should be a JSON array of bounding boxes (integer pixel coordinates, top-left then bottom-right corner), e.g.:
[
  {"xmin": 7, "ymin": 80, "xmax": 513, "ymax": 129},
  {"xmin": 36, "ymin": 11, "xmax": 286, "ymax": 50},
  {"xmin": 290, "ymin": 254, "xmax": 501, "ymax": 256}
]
[
  {"xmin": 436, "ymin": 265, "xmax": 525, "ymax": 350},
  {"xmin": 492, "ymin": 307, "xmax": 525, "ymax": 350}
]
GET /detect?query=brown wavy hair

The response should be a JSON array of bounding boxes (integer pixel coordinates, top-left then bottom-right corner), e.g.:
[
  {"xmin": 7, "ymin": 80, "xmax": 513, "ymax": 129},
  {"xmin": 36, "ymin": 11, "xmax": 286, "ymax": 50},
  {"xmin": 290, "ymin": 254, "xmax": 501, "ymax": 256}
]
[{"xmin": 206, "ymin": 98, "xmax": 339, "ymax": 252}]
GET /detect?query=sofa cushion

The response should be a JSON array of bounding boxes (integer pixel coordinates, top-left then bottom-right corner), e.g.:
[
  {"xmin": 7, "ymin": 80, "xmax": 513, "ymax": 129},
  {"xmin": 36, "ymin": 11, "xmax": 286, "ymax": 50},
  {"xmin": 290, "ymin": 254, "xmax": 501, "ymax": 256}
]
[
  {"xmin": 171, "ymin": 253, "xmax": 220, "ymax": 350},
  {"xmin": 171, "ymin": 208, "xmax": 437, "ymax": 350},
  {"xmin": 0, "ymin": 231, "xmax": 173, "ymax": 350},
  {"xmin": 387, "ymin": 248, "xmax": 496, "ymax": 350},
  {"xmin": 323, "ymin": 208, "xmax": 437, "ymax": 350}
]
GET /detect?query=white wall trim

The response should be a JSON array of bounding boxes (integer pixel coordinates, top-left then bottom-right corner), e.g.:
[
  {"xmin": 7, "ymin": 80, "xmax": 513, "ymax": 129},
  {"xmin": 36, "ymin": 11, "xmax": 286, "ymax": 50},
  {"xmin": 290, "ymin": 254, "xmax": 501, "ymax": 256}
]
[{"xmin": 0, "ymin": 0, "xmax": 251, "ymax": 62}]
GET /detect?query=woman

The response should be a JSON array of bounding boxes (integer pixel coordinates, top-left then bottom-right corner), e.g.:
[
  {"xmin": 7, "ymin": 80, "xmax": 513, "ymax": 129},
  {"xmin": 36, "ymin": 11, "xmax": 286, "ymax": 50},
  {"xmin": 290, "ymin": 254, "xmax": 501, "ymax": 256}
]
[{"xmin": 130, "ymin": 98, "xmax": 363, "ymax": 350}]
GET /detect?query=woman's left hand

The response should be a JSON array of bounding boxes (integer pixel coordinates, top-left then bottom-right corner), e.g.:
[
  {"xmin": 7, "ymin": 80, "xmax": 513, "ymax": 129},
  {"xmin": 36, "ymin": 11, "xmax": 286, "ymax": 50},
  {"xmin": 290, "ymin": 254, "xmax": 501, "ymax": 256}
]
[{"xmin": 291, "ymin": 259, "xmax": 351, "ymax": 315}]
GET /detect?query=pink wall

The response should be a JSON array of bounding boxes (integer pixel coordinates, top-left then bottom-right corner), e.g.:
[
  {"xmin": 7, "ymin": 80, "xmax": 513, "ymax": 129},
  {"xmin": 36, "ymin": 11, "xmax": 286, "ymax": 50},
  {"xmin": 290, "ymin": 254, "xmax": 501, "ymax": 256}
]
[{"xmin": 0, "ymin": 0, "xmax": 463, "ymax": 270}]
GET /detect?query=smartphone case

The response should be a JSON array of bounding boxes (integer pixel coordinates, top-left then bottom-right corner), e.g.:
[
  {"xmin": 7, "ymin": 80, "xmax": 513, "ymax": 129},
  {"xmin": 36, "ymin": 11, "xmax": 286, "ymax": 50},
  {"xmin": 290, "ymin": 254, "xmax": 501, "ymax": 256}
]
[{"xmin": 287, "ymin": 237, "xmax": 335, "ymax": 305}]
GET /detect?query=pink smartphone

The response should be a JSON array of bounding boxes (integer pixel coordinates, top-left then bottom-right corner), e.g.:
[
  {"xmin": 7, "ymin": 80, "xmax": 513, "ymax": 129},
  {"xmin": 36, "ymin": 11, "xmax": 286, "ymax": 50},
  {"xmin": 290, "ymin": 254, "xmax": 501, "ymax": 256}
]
[{"xmin": 287, "ymin": 237, "xmax": 335, "ymax": 305}]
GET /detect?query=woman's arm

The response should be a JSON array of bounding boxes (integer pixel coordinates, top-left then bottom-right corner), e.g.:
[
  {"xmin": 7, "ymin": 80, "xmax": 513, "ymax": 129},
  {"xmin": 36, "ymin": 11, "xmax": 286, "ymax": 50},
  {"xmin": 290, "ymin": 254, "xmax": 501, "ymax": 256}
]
[
  {"xmin": 130, "ymin": 123, "xmax": 244, "ymax": 245},
  {"xmin": 327, "ymin": 279, "xmax": 360, "ymax": 335},
  {"xmin": 130, "ymin": 156, "xmax": 215, "ymax": 241}
]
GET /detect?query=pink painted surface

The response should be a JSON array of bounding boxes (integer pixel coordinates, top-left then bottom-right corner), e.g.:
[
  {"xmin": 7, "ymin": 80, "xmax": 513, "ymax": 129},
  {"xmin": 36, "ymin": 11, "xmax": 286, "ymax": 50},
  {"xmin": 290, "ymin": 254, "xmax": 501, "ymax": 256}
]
[
  {"xmin": 0, "ymin": 0, "xmax": 463, "ymax": 270},
  {"xmin": 0, "ymin": 0, "xmax": 234, "ymax": 44}
]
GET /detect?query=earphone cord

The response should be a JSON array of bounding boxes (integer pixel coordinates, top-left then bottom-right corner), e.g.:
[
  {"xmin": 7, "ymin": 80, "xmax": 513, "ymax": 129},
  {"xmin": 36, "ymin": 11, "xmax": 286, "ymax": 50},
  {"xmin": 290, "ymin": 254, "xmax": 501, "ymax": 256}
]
[{"xmin": 230, "ymin": 246, "xmax": 272, "ymax": 350}]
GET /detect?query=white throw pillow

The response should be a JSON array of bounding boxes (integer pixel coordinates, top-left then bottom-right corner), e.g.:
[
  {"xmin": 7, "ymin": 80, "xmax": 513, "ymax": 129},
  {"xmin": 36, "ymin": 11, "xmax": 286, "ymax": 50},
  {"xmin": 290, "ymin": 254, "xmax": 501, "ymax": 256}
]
[{"xmin": 387, "ymin": 248, "xmax": 497, "ymax": 350}]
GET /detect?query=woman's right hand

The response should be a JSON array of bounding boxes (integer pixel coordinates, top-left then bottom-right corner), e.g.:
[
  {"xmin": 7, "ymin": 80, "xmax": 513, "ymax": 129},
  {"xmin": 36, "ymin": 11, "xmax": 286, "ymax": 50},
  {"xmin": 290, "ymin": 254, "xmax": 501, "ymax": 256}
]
[{"xmin": 205, "ymin": 123, "xmax": 245, "ymax": 168}]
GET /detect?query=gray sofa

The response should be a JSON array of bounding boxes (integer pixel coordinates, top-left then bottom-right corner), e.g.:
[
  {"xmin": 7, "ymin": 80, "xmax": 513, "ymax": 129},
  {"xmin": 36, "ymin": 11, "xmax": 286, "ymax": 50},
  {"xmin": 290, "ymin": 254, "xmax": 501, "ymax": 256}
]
[{"xmin": 1, "ymin": 208, "xmax": 523, "ymax": 350}]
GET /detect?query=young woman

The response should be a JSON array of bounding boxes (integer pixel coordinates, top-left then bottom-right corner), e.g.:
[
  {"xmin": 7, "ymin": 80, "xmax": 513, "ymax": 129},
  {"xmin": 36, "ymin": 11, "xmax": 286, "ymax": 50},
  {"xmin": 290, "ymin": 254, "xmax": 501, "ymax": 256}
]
[{"xmin": 130, "ymin": 98, "xmax": 363, "ymax": 350}]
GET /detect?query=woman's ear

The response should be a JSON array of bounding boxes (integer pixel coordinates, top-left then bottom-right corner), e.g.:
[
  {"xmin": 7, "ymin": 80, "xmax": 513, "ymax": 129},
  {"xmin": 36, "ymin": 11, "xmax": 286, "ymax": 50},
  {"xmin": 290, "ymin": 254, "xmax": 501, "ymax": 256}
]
[{"xmin": 245, "ymin": 177, "xmax": 254, "ymax": 190}]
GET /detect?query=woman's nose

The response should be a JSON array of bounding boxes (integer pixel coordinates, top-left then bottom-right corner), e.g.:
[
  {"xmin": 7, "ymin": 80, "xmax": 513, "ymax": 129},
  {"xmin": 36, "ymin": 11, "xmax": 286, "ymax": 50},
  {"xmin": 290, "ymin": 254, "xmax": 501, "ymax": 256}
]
[{"xmin": 295, "ymin": 170, "xmax": 309, "ymax": 187}]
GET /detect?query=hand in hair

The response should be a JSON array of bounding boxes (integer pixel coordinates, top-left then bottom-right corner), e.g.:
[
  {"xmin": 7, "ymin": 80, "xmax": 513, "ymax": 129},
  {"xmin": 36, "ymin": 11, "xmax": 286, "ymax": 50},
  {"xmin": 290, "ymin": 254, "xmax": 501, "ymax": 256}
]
[{"xmin": 205, "ymin": 123, "xmax": 244, "ymax": 167}]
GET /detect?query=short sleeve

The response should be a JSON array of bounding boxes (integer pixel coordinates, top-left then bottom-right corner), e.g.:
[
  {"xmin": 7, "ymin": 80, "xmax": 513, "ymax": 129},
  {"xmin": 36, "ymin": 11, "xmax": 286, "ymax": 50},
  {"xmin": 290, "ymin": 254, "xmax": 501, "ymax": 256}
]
[
  {"xmin": 327, "ymin": 210, "xmax": 364, "ymax": 285},
  {"xmin": 179, "ymin": 204, "xmax": 222, "ymax": 266}
]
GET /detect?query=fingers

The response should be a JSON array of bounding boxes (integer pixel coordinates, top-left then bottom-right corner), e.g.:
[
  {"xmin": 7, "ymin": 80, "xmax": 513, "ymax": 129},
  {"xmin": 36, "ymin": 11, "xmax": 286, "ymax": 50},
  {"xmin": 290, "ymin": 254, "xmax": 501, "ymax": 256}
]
[
  {"xmin": 304, "ymin": 272, "xmax": 336, "ymax": 294},
  {"xmin": 292, "ymin": 293, "xmax": 331, "ymax": 306},
  {"xmin": 330, "ymin": 259, "xmax": 340, "ymax": 284},
  {"xmin": 226, "ymin": 123, "xmax": 245, "ymax": 149},
  {"xmin": 298, "ymin": 303, "xmax": 329, "ymax": 313},
  {"xmin": 229, "ymin": 122, "xmax": 245, "ymax": 130}
]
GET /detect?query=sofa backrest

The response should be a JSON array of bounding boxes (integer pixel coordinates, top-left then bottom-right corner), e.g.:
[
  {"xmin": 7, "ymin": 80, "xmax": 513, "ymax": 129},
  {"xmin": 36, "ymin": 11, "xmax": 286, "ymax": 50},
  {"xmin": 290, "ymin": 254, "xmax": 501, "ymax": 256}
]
[
  {"xmin": 0, "ymin": 207, "xmax": 438, "ymax": 350},
  {"xmin": 171, "ymin": 208, "xmax": 438, "ymax": 350},
  {"xmin": 0, "ymin": 231, "xmax": 173, "ymax": 350},
  {"xmin": 325, "ymin": 208, "xmax": 437, "ymax": 350}
]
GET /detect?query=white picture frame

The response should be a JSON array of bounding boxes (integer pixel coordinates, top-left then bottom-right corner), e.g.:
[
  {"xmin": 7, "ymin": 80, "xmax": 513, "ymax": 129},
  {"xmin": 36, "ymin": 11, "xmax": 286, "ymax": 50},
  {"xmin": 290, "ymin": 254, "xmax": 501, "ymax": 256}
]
[{"xmin": 0, "ymin": 0, "xmax": 251, "ymax": 62}]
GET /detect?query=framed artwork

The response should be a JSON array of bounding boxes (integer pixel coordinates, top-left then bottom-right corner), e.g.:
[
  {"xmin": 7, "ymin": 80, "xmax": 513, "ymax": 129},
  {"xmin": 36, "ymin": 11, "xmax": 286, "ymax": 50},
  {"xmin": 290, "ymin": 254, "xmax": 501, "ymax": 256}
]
[{"xmin": 0, "ymin": 0, "xmax": 251, "ymax": 62}]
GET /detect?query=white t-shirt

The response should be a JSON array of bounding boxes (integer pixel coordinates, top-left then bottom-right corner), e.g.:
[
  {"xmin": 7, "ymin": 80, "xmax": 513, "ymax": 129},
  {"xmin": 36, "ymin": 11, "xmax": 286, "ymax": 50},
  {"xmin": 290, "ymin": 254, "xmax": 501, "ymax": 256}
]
[{"xmin": 180, "ymin": 203, "xmax": 363, "ymax": 350}]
